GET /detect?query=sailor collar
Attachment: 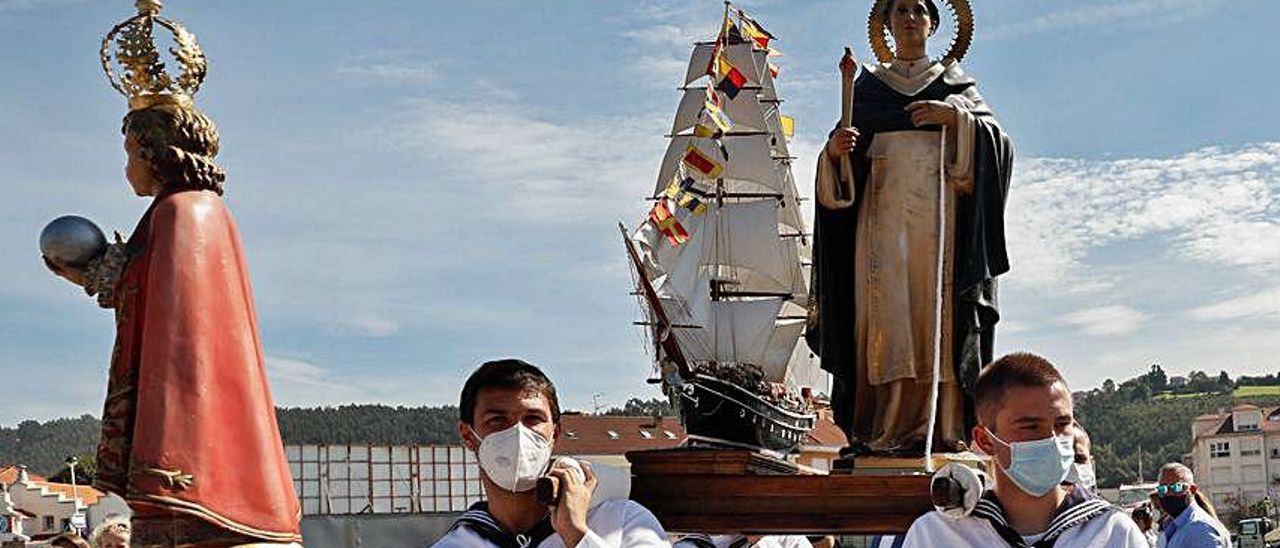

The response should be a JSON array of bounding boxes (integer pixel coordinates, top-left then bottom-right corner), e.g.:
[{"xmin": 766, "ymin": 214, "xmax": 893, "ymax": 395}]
[
  {"xmin": 971, "ymin": 488, "xmax": 1114, "ymax": 548},
  {"xmin": 450, "ymin": 502, "xmax": 557, "ymax": 548}
]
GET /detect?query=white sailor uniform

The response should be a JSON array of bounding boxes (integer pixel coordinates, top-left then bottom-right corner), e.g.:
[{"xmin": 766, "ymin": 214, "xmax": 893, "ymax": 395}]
[{"xmin": 431, "ymin": 500, "xmax": 671, "ymax": 548}]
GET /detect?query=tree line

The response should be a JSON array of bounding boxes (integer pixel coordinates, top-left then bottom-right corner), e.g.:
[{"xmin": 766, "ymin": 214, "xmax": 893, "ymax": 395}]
[{"xmin": 4, "ymin": 370, "xmax": 1278, "ymax": 489}]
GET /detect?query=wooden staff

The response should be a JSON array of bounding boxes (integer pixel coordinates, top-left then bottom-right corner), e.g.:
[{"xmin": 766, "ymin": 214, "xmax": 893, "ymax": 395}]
[{"xmin": 837, "ymin": 46, "xmax": 857, "ymax": 203}]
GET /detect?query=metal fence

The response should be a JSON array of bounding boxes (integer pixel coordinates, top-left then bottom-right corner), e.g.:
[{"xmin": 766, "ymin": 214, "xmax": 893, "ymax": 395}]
[{"xmin": 286, "ymin": 444, "xmax": 485, "ymax": 515}]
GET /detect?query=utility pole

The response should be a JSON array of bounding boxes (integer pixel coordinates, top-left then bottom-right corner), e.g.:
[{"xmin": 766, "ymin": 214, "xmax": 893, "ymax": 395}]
[
  {"xmin": 65, "ymin": 456, "xmax": 85, "ymax": 533},
  {"xmin": 1138, "ymin": 445, "xmax": 1144, "ymax": 483},
  {"xmin": 592, "ymin": 393, "xmax": 605, "ymax": 414}
]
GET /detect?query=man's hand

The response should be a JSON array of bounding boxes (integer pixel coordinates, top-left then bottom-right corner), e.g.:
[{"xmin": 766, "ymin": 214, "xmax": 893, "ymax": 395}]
[
  {"xmin": 906, "ymin": 100, "xmax": 958, "ymax": 129},
  {"xmin": 825, "ymin": 127, "xmax": 859, "ymax": 162},
  {"xmin": 547, "ymin": 460, "xmax": 597, "ymax": 547},
  {"xmin": 43, "ymin": 255, "xmax": 88, "ymax": 287}
]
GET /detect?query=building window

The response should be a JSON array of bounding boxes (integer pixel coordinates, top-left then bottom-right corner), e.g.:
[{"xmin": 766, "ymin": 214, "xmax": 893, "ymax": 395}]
[
  {"xmin": 43, "ymin": 515, "xmax": 54, "ymax": 530},
  {"xmin": 1210, "ymin": 442, "xmax": 1231, "ymax": 458},
  {"xmin": 639, "ymin": 430, "xmax": 654, "ymax": 439},
  {"xmin": 663, "ymin": 430, "xmax": 677, "ymax": 439},
  {"xmin": 1243, "ymin": 448, "xmax": 1262, "ymax": 457},
  {"xmin": 606, "ymin": 430, "xmax": 620, "ymax": 440}
]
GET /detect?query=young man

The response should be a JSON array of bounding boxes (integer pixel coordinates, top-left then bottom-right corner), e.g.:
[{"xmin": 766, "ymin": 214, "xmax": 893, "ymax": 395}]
[
  {"xmin": 1152, "ymin": 463, "xmax": 1230, "ymax": 548},
  {"xmin": 1063, "ymin": 421, "xmax": 1097, "ymax": 497},
  {"xmin": 431, "ymin": 359, "xmax": 671, "ymax": 548},
  {"xmin": 902, "ymin": 352, "xmax": 1146, "ymax": 547}
]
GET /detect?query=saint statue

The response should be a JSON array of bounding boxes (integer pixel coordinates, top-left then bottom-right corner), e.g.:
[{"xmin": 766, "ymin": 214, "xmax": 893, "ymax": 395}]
[
  {"xmin": 42, "ymin": 2, "xmax": 301, "ymax": 545},
  {"xmin": 806, "ymin": 0, "xmax": 1014, "ymax": 457}
]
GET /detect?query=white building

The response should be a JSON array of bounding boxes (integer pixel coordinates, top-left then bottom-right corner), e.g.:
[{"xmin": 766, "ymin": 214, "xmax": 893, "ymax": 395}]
[
  {"xmin": 1189, "ymin": 404, "xmax": 1279, "ymax": 509},
  {"xmin": 286, "ymin": 415, "xmax": 688, "ymax": 515},
  {"xmin": 0, "ymin": 465, "xmax": 129, "ymax": 540}
]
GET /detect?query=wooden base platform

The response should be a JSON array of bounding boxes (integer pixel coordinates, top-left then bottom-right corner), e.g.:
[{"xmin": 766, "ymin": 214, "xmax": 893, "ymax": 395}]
[{"xmin": 627, "ymin": 448, "xmax": 936, "ymax": 535}]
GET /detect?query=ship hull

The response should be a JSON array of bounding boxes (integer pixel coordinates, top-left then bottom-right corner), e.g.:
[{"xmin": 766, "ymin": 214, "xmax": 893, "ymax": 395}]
[{"xmin": 677, "ymin": 374, "xmax": 816, "ymax": 453}]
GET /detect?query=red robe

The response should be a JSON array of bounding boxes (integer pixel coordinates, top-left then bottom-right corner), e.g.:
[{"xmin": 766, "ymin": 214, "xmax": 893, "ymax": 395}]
[{"xmin": 95, "ymin": 190, "xmax": 301, "ymax": 544}]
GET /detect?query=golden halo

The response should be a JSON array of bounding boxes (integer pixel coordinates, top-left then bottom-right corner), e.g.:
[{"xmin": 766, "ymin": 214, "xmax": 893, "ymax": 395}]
[{"xmin": 868, "ymin": 0, "xmax": 973, "ymax": 64}]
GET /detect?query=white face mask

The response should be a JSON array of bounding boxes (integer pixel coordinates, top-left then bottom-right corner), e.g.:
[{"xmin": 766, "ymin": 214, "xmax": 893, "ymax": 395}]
[
  {"xmin": 1065, "ymin": 461, "xmax": 1097, "ymax": 491},
  {"xmin": 470, "ymin": 422, "xmax": 553, "ymax": 492}
]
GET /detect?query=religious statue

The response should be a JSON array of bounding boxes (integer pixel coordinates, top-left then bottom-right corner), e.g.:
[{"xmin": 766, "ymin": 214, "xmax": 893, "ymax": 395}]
[
  {"xmin": 41, "ymin": 1, "xmax": 302, "ymax": 544},
  {"xmin": 806, "ymin": 0, "xmax": 1014, "ymax": 458}
]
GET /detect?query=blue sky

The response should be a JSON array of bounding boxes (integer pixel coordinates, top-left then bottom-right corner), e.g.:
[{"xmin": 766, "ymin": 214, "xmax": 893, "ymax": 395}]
[{"xmin": 2, "ymin": 0, "xmax": 1278, "ymax": 424}]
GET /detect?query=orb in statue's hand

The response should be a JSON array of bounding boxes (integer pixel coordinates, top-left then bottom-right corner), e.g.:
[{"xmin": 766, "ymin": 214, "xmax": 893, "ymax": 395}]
[{"xmin": 40, "ymin": 215, "xmax": 108, "ymax": 268}]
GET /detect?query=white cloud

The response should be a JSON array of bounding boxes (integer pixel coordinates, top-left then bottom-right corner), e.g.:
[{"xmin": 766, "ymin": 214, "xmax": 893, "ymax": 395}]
[
  {"xmin": 346, "ymin": 314, "xmax": 400, "ymax": 337},
  {"xmin": 335, "ymin": 51, "xmax": 438, "ymax": 84},
  {"xmin": 623, "ymin": 5, "xmax": 724, "ymax": 88},
  {"xmin": 1063, "ymin": 305, "xmax": 1148, "ymax": 336},
  {"xmin": 1189, "ymin": 285, "xmax": 1280, "ymax": 322},
  {"xmin": 986, "ymin": 0, "xmax": 1231, "ymax": 41},
  {"xmin": 266, "ymin": 356, "xmax": 454, "ymax": 409},
  {"xmin": 383, "ymin": 97, "xmax": 666, "ymax": 226},
  {"xmin": 1006, "ymin": 143, "xmax": 1280, "ymax": 290}
]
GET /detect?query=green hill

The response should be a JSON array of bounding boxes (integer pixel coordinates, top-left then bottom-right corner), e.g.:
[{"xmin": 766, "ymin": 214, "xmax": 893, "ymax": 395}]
[{"xmin": 5, "ymin": 371, "xmax": 1279, "ymax": 487}]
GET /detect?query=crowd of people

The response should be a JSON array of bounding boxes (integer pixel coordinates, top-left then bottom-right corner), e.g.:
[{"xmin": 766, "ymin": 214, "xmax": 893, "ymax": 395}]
[
  {"xmin": 432, "ymin": 354, "xmax": 1239, "ymax": 548},
  {"xmin": 42, "ymin": 354, "xmax": 1237, "ymax": 547}
]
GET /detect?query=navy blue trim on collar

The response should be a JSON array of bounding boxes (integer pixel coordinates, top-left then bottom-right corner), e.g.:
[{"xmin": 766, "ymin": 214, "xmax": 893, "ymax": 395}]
[
  {"xmin": 450, "ymin": 502, "xmax": 557, "ymax": 548},
  {"xmin": 972, "ymin": 489, "xmax": 1115, "ymax": 547}
]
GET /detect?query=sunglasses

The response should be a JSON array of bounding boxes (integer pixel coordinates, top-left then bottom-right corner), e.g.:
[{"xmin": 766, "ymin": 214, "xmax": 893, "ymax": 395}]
[{"xmin": 1156, "ymin": 483, "xmax": 1188, "ymax": 496}]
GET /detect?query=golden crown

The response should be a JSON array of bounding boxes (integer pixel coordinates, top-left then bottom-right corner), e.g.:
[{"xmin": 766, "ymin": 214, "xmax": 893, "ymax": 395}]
[{"xmin": 100, "ymin": 0, "xmax": 207, "ymax": 110}]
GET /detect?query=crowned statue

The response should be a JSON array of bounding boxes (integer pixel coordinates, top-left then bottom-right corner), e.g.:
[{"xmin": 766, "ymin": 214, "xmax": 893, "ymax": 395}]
[
  {"xmin": 806, "ymin": 0, "xmax": 1014, "ymax": 459},
  {"xmin": 41, "ymin": 1, "xmax": 302, "ymax": 544}
]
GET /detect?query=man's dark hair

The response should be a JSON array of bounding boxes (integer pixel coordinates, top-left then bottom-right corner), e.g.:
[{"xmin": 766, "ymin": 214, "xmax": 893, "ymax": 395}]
[
  {"xmin": 881, "ymin": 0, "xmax": 942, "ymax": 35},
  {"xmin": 974, "ymin": 352, "xmax": 1068, "ymax": 427},
  {"xmin": 459, "ymin": 359, "xmax": 561, "ymax": 425}
]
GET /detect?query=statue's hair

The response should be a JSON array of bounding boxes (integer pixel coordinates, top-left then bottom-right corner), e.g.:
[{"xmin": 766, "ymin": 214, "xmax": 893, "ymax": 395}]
[
  {"xmin": 122, "ymin": 104, "xmax": 226, "ymax": 195},
  {"xmin": 881, "ymin": 0, "xmax": 942, "ymax": 36},
  {"xmin": 90, "ymin": 515, "xmax": 130, "ymax": 546}
]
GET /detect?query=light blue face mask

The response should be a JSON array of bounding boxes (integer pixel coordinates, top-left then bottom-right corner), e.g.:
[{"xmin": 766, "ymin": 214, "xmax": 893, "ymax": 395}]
[{"xmin": 985, "ymin": 427, "xmax": 1074, "ymax": 497}]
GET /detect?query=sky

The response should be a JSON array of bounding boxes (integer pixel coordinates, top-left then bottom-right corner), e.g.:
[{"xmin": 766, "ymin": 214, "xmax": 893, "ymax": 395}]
[{"xmin": 1, "ymin": 0, "xmax": 1278, "ymax": 425}]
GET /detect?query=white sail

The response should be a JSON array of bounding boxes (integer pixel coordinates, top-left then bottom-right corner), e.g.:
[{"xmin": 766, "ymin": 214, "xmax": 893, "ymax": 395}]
[
  {"xmin": 784, "ymin": 340, "xmax": 829, "ymax": 393},
  {"xmin": 757, "ymin": 318, "xmax": 805, "ymax": 380},
  {"xmin": 702, "ymin": 201, "xmax": 793, "ymax": 291},
  {"xmin": 671, "ymin": 86, "xmax": 770, "ymax": 134},
  {"xmin": 685, "ymin": 42, "xmax": 763, "ymax": 86},
  {"xmin": 670, "ymin": 295, "xmax": 784, "ymax": 368},
  {"xmin": 630, "ymin": 12, "xmax": 820, "ymax": 390},
  {"xmin": 637, "ymin": 201, "xmax": 803, "ymax": 301},
  {"xmin": 654, "ymin": 135, "xmax": 785, "ymax": 197},
  {"xmin": 753, "ymin": 49, "xmax": 779, "ymax": 102},
  {"xmin": 763, "ymin": 105, "xmax": 791, "ymax": 158}
]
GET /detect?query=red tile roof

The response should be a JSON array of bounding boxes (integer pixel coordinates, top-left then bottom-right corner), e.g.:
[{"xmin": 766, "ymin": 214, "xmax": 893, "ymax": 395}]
[
  {"xmin": 0, "ymin": 465, "xmax": 46, "ymax": 485},
  {"xmin": 1, "ymin": 466, "xmax": 104, "ymax": 505},
  {"xmin": 555, "ymin": 415, "xmax": 686, "ymax": 456},
  {"xmin": 35, "ymin": 481, "xmax": 103, "ymax": 506},
  {"xmin": 805, "ymin": 413, "xmax": 848, "ymax": 447},
  {"xmin": 1195, "ymin": 406, "xmax": 1280, "ymax": 438}
]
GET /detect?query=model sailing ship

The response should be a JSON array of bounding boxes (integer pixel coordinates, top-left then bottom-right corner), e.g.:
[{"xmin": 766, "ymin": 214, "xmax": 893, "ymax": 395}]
[{"xmin": 622, "ymin": 5, "xmax": 824, "ymax": 453}]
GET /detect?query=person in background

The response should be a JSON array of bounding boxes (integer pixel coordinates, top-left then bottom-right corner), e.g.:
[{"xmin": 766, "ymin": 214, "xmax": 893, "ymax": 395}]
[
  {"xmin": 1151, "ymin": 463, "xmax": 1230, "ymax": 548},
  {"xmin": 90, "ymin": 515, "xmax": 130, "ymax": 548},
  {"xmin": 49, "ymin": 532, "xmax": 93, "ymax": 548},
  {"xmin": 431, "ymin": 359, "xmax": 670, "ymax": 548},
  {"xmin": 1063, "ymin": 420, "xmax": 1097, "ymax": 497},
  {"xmin": 1131, "ymin": 505, "xmax": 1159, "ymax": 548},
  {"xmin": 900, "ymin": 352, "xmax": 1146, "ymax": 547}
]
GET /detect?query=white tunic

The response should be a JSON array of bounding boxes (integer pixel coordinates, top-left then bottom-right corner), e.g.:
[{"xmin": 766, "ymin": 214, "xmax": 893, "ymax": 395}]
[
  {"xmin": 902, "ymin": 508, "xmax": 1149, "ymax": 547},
  {"xmin": 431, "ymin": 500, "xmax": 672, "ymax": 548}
]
